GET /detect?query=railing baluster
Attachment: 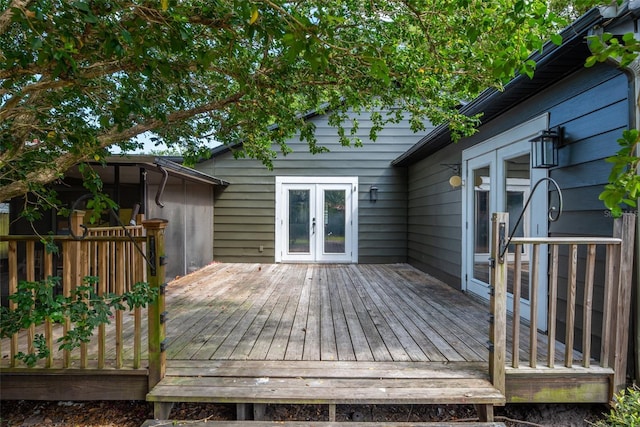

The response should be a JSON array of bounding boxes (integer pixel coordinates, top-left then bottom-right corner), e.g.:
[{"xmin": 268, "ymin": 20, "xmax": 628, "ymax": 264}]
[
  {"xmin": 565, "ymin": 244, "xmax": 578, "ymax": 368},
  {"xmin": 600, "ymin": 243, "xmax": 617, "ymax": 369},
  {"xmin": 43, "ymin": 250, "xmax": 54, "ymax": 368},
  {"xmin": 489, "ymin": 213, "xmax": 507, "ymax": 395},
  {"xmin": 8, "ymin": 241, "xmax": 18, "ymax": 367},
  {"xmin": 529, "ymin": 243, "xmax": 539, "ymax": 368},
  {"xmin": 26, "ymin": 241, "xmax": 35, "ymax": 356},
  {"xmin": 115, "ymin": 238, "xmax": 125, "ymax": 369},
  {"xmin": 62, "ymin": 239, "xmax": 72, "ymax": 368},
  {"xmin": 582, "ymin": 244, "xmax": 596, "ymax": 368},
  {"xmin": 547, "ymin": 244, "xmax": 559, "ymax": 368},
  {"xmin": 98, "ymin": 235, "xmax": 108, "ymax": 369},
  {"xmin": 512, "ymin": 244, "xmax": 521, "ymax": 369},
  {"xmin": 80, "ymin": 238, "xmax": 89, "ymax": 369}
]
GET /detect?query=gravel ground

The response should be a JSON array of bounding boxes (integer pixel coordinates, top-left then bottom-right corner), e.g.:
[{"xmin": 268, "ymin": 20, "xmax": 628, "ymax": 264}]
[{"xmin": 0, "ymin": 400, "xmax": 607, "ymax": 426}]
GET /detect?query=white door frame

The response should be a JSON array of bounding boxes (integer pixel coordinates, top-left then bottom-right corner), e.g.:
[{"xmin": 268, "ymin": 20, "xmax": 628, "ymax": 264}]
[
  {"xmin": 461, "ymin": 114, "xmax": 549, "ymax": 330},
  {"xmin": 275, "ymin": 176, "xmax": 358, "ymax": 263}
]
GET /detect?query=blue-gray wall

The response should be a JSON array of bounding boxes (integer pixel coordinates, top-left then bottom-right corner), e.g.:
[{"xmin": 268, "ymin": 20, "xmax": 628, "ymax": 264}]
[
  {"xmin": 406, "ymin": 62, "xmax": 631, "ymax": 354},
  {"xmin": 199, "ymin": 110, "xmax": 432, "ymax": 263}
]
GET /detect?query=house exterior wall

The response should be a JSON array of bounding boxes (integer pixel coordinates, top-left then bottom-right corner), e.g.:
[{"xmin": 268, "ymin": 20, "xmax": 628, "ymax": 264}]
[
  {"xmin": 147, "ymin": 175, "xmax": 214, "ymax": 280},
  {"xmin": 406, "ymin": 62, "xmax": 631, "ymax": 355},
  {"xmin": 199, "ymin": 111, "xmax": 430, "ymax": 263}
]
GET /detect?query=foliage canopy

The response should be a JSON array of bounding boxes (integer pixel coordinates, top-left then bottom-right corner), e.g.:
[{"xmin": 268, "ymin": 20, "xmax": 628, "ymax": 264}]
[{"xmin": 1, "ymin": 0, "xmax": 565, "ymax": 205}]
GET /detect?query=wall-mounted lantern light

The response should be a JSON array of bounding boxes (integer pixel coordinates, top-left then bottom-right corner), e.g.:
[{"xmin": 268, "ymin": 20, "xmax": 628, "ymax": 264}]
[
  {"xmin": 369, "ymin": 185, "xmax": 379, "ymax": 202},
  {"xmin": 442, "ymin": 163, "xmax": 462, "ymax": 188},
  {"xmin": 531, "ymin": 127, "xmax": 562, "ymax": 168}
]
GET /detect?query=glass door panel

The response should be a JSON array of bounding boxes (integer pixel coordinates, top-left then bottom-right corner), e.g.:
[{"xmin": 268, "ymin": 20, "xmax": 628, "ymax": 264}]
[
  {"xmin": 288, "ymin": 189, "xmax": 311, "ymax": 253},
  {"xmin": 323, "ymin": 189, "xmax": 346, "ymax": 254},
  {"xmin": 472, "ymin": 166, "xmax": 491, "ymax": 285},
  {"xmin": 504, "ymin": 154, "xmax": 530, "ymax": 301}
]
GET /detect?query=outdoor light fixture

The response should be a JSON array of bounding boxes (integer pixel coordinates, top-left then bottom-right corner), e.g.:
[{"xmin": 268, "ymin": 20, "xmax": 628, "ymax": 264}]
[
  {"xmin": 530, "ymin": 127, "xmax": 562, "ymax": 168},
  {"xmin": 442, "ymin": 163, "xmax": 462, "ymax": 188},
  {"xmin": 369, "ymin": 185, "xmax": 379, "ymax": 202}
]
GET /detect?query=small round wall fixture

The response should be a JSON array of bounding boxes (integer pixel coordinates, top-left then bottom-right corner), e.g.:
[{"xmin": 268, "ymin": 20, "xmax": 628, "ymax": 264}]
[{"xmin": 449, "ymin": 175, "xmax": 462, "ymax": 188}]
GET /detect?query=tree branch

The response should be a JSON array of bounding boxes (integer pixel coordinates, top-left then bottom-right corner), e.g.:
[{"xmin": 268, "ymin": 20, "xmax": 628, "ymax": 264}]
[
  {"xmin": 0, "ymin": 0, "xmax": 33, "ymax": 35},
  {"xmin": 0, "ymin": 91, "xmax": 246, "ymax": 202}
]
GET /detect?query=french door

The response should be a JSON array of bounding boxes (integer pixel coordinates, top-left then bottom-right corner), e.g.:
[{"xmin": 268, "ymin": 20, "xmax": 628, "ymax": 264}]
[
  {"xmin": 462, "ymin": 116, "xmax": 549, "ymax": 329},
  {"xmin": 275, "ymin": 177, "xmax": 358, "ymax": 263}
]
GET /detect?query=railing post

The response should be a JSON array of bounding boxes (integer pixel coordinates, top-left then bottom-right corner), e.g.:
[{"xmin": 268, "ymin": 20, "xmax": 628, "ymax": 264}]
[
  {"xmin": 611, "ymin": 213, "xmax": 636, "ymax": 394},
  {"xmin": 144, "ymin": 219, "xmax": 168, "ymax": 389},
  {"xmin": 489, "ymin": 212, "xmax": 507, "ymax": 395}
]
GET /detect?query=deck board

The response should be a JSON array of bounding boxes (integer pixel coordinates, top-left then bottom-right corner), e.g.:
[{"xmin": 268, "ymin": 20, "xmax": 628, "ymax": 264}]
[{"xmin": 1, "ymin": 263, "xmax": 580, "ymax": 366}]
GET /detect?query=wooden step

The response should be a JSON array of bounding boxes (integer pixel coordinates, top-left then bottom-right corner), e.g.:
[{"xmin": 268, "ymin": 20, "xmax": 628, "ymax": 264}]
[
  {"xmin": 146, "ymin": 361, "xmax": 505, "ymax": 421},
  {"xmin": 141, "ymin": 421, "xmax": 506, "ymax": 427}
]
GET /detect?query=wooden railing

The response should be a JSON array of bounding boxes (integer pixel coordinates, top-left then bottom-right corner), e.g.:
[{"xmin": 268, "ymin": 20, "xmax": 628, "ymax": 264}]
[
  {"xmin": 489, "ymin": 212, "xmax": 636, "ymax": 402},
  {"xmin": 0, "ymin": 211, "xmax": 167, "ymax": 378}
]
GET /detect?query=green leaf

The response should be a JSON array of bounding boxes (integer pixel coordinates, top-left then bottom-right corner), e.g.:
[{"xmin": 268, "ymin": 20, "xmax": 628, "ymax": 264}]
[{"xmin": 550, "ymin": 34, "xmax": 562, "ymax": 46}]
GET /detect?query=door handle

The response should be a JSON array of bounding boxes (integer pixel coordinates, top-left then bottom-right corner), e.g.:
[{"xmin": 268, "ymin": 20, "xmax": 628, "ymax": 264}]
[{"xmin": 312, "ymin": 217, "xmax": 316, "ymax": 234}]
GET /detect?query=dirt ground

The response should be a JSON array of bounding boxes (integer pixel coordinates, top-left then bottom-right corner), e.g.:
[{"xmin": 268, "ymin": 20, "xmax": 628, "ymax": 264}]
[{"xmin": 0, "ymin": 400, "xmax": 607, "ymax": 426}]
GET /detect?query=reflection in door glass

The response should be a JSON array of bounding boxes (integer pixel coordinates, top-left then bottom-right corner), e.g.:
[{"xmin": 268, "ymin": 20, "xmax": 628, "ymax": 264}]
[
  {"xmin": 288, "ymin": 190, "xmax": 310, "ymax": 253},
  {"xmin": 324, "ymin": 190, "xmax": 346, "ymax": 254},
  {"xmin": 473, "ymin": 167, "xmax": 490, "ymax": 284},
  {"xmin": 505, "ymin": 154, "xmax": 530, "ymax": 301}
]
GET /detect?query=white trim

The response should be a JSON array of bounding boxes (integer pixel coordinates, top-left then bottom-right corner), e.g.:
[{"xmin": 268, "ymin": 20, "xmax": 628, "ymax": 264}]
[
  {"xmin": 461, "ymin": 113, "xmax": 549, "ymax": 330},
  {"xmin": 275, "ymin": 176, "xmax": 358, "ymax": 263}
]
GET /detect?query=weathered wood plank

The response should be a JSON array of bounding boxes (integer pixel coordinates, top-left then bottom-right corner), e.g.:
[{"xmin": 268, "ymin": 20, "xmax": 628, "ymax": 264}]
[
  {"xmin": 302, "ymin": 266, "xmax": 322, "ymax": 360},
  {"xmin": 327, "ymin": 267, "xmax": 357, "ymax": 361},
  {"xmin": 334, "ymin": 267, "xmax": 376, "ymax": 361},
  {"xmin": 346, "ymin": 266, "xmax": 422, "ymax": 361},
  {"xmin": 148, "ymin": 381, "xmax": 504, "ymax": 405},
  {"xmin": 266, "ymin": 266, "xmax": 307, "ymax": 360},
  {"xmin": 319, "ymin": 267, "xmax": 339, "ymax": 360},
  {"xmin": 547, "ymin": 244, "xmax": 558, "ymax": 368},
  {"xmin": 564, "ymin": 244, "xmax": 578, "ymax": 368},
  {"xmin": 285, "ymin": 266, "xmax": 313, "ymax": 360},
  {"xmin": 376, "ymin": 265, "xmax": 487, "ymax": 362},
  {"xmin": 582, "ymin": 244, "xmax": 596, "ymax": 368},
  {"xmin": 511, "ymin": 246, "xmax": 521, "ymax": 369},
  {"xmin": 233, "ymin": 266, "xmax": 292, "ymax": 359},
  {"xmin": 164, "ymin": 360, "xmax": 491, "ymax": 379}
]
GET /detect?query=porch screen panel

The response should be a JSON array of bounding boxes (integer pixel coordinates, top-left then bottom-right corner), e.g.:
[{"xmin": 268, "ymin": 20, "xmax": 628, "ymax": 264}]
[
  {"xmin": 323, "ymin": 189, "xmax": 346, "ymax": 254},
  {"xmin": 288, "ymin": 189, "xmax": 310, "ymax": 253}
]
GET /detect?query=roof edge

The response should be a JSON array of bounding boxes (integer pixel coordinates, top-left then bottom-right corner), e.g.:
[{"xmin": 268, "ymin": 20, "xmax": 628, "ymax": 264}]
[{"xmin": 391, "ymin": 7, "xmax": 606, "ymax": 167}]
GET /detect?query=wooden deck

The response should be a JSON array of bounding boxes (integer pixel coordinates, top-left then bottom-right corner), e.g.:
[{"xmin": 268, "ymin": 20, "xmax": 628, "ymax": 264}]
[
  {"xmin": 166, "ymin": 263, "xmax": 491, "ymax": 363},
  {"xmin": 147, "ymin": 263, "xmax": 506, "ymax": 421},
  {"xmin": 1, "ymin": 262, "xmax": 603, "ymax": 421}
]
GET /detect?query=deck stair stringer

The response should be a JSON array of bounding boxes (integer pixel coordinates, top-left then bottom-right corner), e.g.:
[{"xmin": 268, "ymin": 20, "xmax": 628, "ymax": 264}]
[{"xmin": 146, "ymin": 360, "xmax": 505, "ymax": 423}]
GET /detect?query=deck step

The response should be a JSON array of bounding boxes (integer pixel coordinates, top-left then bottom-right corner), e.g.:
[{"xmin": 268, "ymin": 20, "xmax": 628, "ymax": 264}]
[
  {"xmin": 147, "ymin": 375, "xmax": 504, "ymax": 405},
  {"xmin": 148, "ymin": 361, "xmax": 505, "ymax": 407},
  {"xmin": 141, "ymin": 421, "xmax": 506, "ymax": 427},
  {"xmin": 147, "ymin": 361, "xmax": 505, "ymax": 421}
]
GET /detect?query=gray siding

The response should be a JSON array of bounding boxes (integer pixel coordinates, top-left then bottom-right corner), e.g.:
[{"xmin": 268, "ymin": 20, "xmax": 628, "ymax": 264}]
[
  {"xmin": 199, "ymin": 111, "xmax": 430, "ymax": 263},
  {"xmin": 406, "ymin": 62, "xmax": 630, "ymax": 356},
  {"xmin": 147, "ymin": 176, "xmax": 214, "ymax": 280},
  {"xmin": 407, "ymin": 140, "xmax": 470, "ymax": 288}
]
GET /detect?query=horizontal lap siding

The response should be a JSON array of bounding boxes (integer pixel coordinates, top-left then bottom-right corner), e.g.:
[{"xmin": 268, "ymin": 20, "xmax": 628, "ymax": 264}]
[
  {"xmin": 407, "ymin": 141, "xmax": 467, "ymax": 287},
  {"xmin": 406, "ymin": 63, "xmax": 629, "ymax": 304},
  {"xmin": 199, "ymin": 111, "xmax": 430, "ymax": 263},
  {"xmin": 546, "ymin": 69, "xmax": 630, "ymax": 355}
]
